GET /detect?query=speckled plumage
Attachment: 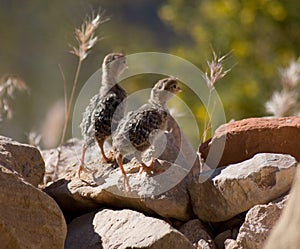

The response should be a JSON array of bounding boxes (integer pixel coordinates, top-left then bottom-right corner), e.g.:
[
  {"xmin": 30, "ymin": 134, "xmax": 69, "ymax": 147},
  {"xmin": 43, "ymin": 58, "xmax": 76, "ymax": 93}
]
[
  {"xmin": 113, "ymin": 104, "xmax": 168, "ymax": 156},
  {"xmin": 78, "ymin": 53, "xmax": 127, "ymax": 178},
  {"xmin": 94, "ymin": 84, "xmax": 127, "ymax": 143},
  {"xmin": 112, "ymin": 77, "xmax": 181, "ymax": 188},
  {"xmin": 80, "ymin": 94, "xmax": 100, "ymax": 146}
]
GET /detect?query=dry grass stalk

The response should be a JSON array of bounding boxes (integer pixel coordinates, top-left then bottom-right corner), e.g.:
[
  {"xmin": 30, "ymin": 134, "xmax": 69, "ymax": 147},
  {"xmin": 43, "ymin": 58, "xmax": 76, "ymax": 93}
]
[
  {"xmin": 201, "ymin": 51, "xmax": 230, "ymax": 143},
  {"xmin": 265, "ymin": 57, "xmax": 300, "ymax": 117},
  {"xmin": 0, "ymin": 75, "xmax": 29, "ymax": 122},
  {"xmin": 62, "ymin": 11, "xmax": 108, "ymax": 145},
  {"xmin": 51, "ymin": 11, "xmax": 108, "ymax": 181}
]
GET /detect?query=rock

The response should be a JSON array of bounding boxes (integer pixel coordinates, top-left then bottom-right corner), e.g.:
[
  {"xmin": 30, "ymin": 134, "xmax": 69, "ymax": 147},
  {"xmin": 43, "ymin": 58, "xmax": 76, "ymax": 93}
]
[
  {"xmin": 195, "ymin": 239, "xmax": 217, "ymax": 249},
  {"xmin": 43, "ymin": 116, "xmax": 198, "ymax": 183},
  {"xmin": 214, "ymin": 230, "xmax": 237, "ymax": 249},
  {"xmin": 225, "ymin": 196, "xmax": 287, "ymax": 249},
  {"xmin": 210, "ymin": 213, "xmax": 245, "ymax": 236},
  {"xmin": 65, "ymin": 209, "xmax": 195, "ymax": 249},
  {"xmin": 189, "ymin": 153, "xmax": 297, "ymax": 222},
  {"xmin": 0, "ymin": 165, "xmax": 66, "ymax": 249},
  {"xmin": 214, "ymin": 230, "xmax": 235, "ymax": 249},
  {"xmin": 199, "ymin": 116, "xmax": 300, "ymax": 168},
  {"xmin": 43, "ymin": 136, "xmax": 196, "ymax": 222},
  {"xmin": 264, "ymin": 165, "xmax": 300, "ymax": 249},
  {"xmin": 41, "ymin": 138, "xmax": 88, "ymax": 183},
  {"xmin": 179, "ymin": 219, "xmax": 213, "ymax": 244},
  {"xmin": 0, "ymin": 136, "xmax": 44, "ymax": 186},
  {"xmin": 45, "ymin": 166, "xmax": 192, "ymax": 222}
]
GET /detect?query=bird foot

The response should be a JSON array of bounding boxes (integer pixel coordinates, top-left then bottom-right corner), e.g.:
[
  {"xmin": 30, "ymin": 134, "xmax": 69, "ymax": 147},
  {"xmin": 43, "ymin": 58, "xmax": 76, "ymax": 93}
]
[
  {"xmin": 77, "ymin": 164, "xmax": 94, "ymax": 179},
  {"xmin": 101, "ymin": 156, "xmax": 114, "ymax": 164},
  {"xmin": 123, "ymin": 175, "xmax": 131, "ymax": 192},
  {"xmin": 139, "ymin": 158, "xmax": 165, "ymax": 175},
  {"xmin": 101, "ymin": 150, "xmax": 115, "ymax": 164}
]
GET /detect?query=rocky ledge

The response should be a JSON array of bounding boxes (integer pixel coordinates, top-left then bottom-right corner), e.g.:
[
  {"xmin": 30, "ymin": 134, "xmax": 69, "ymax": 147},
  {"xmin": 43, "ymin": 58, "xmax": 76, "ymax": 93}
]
[{"xmin": 1, "ymin": 116, "xmax": 300, "ymax": 248}]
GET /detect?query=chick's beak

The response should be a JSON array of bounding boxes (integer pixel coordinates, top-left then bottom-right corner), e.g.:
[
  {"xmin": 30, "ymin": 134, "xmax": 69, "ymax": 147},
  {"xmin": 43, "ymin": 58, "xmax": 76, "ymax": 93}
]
[
  {"xmin": 177, "ymin": 86, "xmax": 182, "ymax": 93},
  {"xmin": 124, "ymin": 61, "xmax": 129, "ymax": 69}
]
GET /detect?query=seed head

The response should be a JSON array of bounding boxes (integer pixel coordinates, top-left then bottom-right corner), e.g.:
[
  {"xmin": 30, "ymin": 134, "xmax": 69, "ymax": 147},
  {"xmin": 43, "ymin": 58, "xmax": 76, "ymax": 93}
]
[
  {"xmin": 0, "ymin": 74, "xmax": 29, "ymax": 121},
  {"xmin": 204, "ymin": 51, "xmax": 231, "ymax": 89},
  {"xmin": 279, "ymin": 57, "xmax": 300, "ymax": 90},
  {"xmin": 70, "ymin": 12, "xmax": 109, "ymax": 61}
]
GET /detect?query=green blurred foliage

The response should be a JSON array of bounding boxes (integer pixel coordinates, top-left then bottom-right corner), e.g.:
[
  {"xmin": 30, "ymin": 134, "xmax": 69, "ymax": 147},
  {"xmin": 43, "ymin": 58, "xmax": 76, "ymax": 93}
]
[
  {"xmin": 159, "ymin": 0, "xmax": 300, "ymax": 121},
  {"xmin": 1, "ymin": 0, "xmax": 300, "ymax": 147}
]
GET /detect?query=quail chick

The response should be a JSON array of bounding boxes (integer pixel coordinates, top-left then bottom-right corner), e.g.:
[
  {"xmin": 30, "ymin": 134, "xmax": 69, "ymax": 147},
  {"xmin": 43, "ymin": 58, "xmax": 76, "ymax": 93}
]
[
  {"xmin": 78, "ymin": 53, "xmax": 127, "ymax": 178},
  {"xmin": 112, "ymin": 77, "xmax": 182, "ymax": 187}
]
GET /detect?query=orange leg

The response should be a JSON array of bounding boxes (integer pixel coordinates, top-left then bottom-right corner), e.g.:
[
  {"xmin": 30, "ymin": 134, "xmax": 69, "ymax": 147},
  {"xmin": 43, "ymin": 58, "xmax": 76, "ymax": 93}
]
[
  {"xmin": 116, "ymin": 153, "xmax": 130, "ymax": 191},
  {"xmin": 139, "ymin": 158, "xmax": 156, "ymax": 174},
  {"xmin": 97, "ymin": 140, "xmax": 114, "ymax": 163},
  {"xmin": 77, "ymin": 143, "xmax": 93, "ymax": 178},
  {"xmin": 139, "ymin": 158, "xmax": 165, "ymax": 175}
]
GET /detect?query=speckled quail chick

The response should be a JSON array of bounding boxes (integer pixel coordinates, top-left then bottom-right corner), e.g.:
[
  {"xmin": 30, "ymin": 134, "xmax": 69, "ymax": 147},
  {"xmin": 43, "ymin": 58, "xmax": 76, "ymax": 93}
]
[
  {"xmin": 112, "ymin": 77, "xmax": 182, "ymax": 187},
  {"xmin": 78, "ymin": 53, "xmax": 127, "ymax": 178}
]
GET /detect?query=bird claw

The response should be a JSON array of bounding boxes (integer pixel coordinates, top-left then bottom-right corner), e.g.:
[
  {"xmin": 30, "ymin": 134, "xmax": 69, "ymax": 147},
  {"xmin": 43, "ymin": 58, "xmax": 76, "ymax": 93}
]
[
  {"xmin": 77, "ymin": 164, "xmax": 94, "ymax": 179},
  {"xmin": 101, "ymin": 156, "xmax": 114, "ymax": 164},
  {"xmin": 123, "ymin": 175, "xmax": 131, "ymax": 192},
  {"xmin": 101, "ymin": 150, "xmax": 115, "ymax": 164},
  {"xmin": 139, "ymin": 158, "xmax": 165, "ymax": 175}
]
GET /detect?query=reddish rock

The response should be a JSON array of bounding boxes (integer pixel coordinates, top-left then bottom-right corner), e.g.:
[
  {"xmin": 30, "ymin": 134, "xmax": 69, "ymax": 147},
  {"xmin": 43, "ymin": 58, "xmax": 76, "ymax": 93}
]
[{"xmin": 199, "ymin": 117, "xmax": 300, "ymax": 168}]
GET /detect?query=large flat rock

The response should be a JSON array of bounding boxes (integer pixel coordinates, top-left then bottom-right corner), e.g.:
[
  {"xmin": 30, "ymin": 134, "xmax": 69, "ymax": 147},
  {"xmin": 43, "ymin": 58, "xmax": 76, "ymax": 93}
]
[
  {"xmin": 189, "ymin": 153, "xmax": 297, "ymax": 222},
  {"xmin": 65, "ymin": 209, "xmax": 195, "ymax": 249},
  {"xmin": 0, "ymin": 165, "xmax": 66, "ymax": 249},
  {"xmin": 0, "ymin": 136, "xmax": 44, "ymax": 186},
  {"xmin": 199, "ymin": 116, "xmax": 300, "ymax": 168},
  {"xmin": 44, "ymin": 164, "xmax": 193, "ymax": 222},
  {"xmin": 43, "ymin": 135, "xmax": 196, "ymax": 221}
]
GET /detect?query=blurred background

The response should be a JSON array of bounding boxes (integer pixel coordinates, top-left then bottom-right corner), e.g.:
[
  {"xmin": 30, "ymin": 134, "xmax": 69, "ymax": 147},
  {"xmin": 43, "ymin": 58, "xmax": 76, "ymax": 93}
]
[{"xmin": 1, "ymin": 0, "xmax": 300, "ymax": 148}]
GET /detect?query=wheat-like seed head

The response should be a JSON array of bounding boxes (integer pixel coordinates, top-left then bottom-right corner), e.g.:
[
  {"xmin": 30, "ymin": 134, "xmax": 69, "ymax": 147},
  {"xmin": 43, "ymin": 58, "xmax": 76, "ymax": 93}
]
[
  {"xmin": 28, "ymin": 130, "xmax": 42, "ymax": 148},
  {"xmin": 265, "ymin": 57, "xmax": 300, "ymax": 117},
  {"xmin": 279, "ymin": 57, "xmax": 300, "ymax": 90},
  {"xmin": 0, "ymin": 75, "xmax": 29, "ymax": 122},
  {"xmin": 70, "ymin": 12, "xmax": 109, "ymax": 61},
  {"xmin": 265, "ymin": 90, "xmax": 298, "ymax": 117},
  {"xmin": 204, "ymin": 51, "xmax": 231, "ymax": 89}
]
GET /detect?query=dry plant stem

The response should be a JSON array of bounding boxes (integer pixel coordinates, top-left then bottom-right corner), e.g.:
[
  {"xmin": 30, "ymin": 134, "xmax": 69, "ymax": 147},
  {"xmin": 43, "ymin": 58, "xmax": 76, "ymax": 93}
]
[
  {"xmin": 202, "ymin": 88, "xmax": 214, "ymax": 143},
  {"xmin": 201, "ymin": 51, "xmax": 230, "ymax": 143},
  {"xmin": 199, "ymin": 51, "xmax": 230, "ymax": 174},
  {"xmin": 58, "ymin": 64, "xmax": 68, "ymax": 146},
  {"xmin": 51, "ymin": 13, "xmax": 104, "ymax": 181},
  {"xmin": 61, "ymin": 60, "xmax": 82, "ymax": 145},
  {"xmin": 52, "ymin": 61, "xmax": 82, "ymax": 181}
]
